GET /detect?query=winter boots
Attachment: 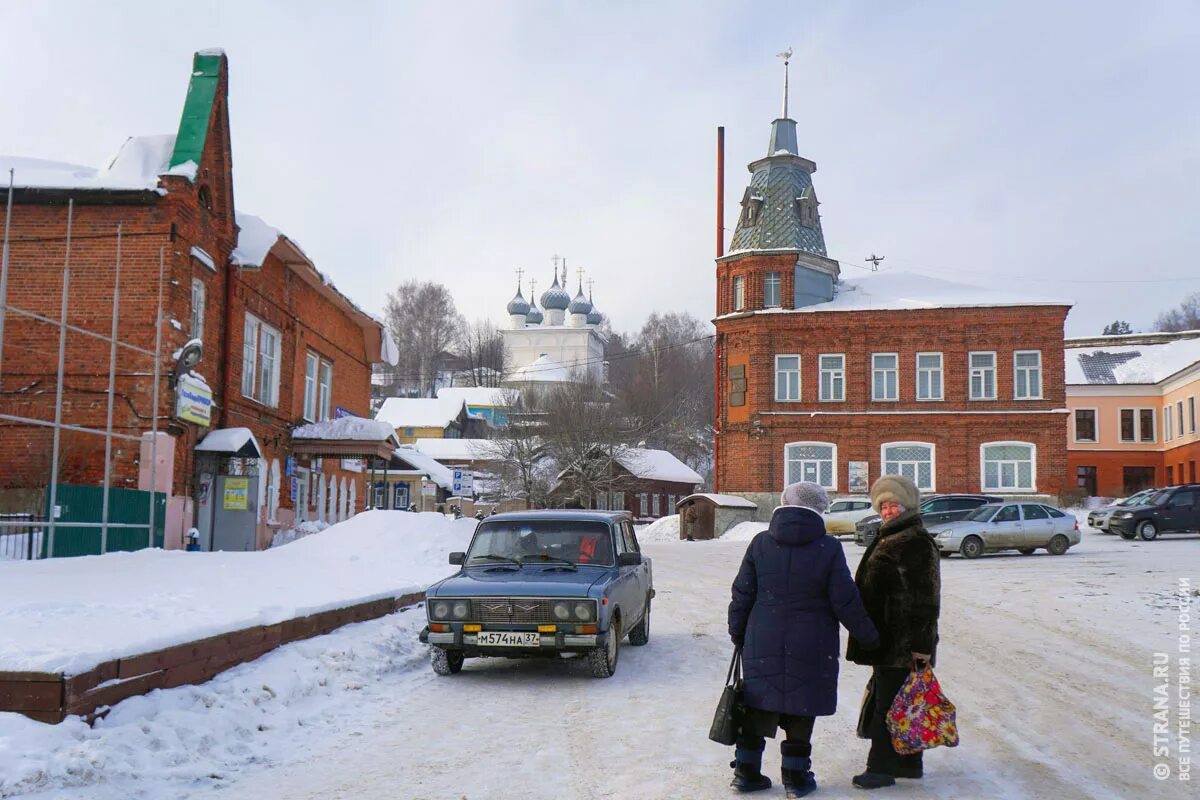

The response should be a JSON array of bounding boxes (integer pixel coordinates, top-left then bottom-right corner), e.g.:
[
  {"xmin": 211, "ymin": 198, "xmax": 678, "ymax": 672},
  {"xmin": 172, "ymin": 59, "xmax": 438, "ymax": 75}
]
[
  {"xmin": 729, "ymin": 746, "xmax": 772, "ymax": 792},
  {"xmin": 852, "ymin": 770, "xmax": 897, "ymax": 790},
  {"xmin": 893, "ymin": 752, "xmax": 923, "ymax": 779},
  {"xmin": 780, "ymin": 741, "xmax": 817, "ymax": 798}
]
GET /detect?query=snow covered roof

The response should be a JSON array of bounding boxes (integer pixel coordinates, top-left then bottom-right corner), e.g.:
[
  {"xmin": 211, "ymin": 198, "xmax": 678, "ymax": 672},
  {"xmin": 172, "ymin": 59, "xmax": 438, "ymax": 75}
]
[
  {"xmin": 680, "ymin": 493, "xmax": 757, "ymax": 509},
  {"xmin": 412, "ymin": 438, "xmax": 494, "ymax": 462},
  {"xmin": 720, "ymin": 271, "xmax": 1071, "ymax": 316},
  {"xmin": 506, "ymin": 354, "xmax": 573, "ymax": 383},
  {"xmin": 196, "ymin": 427, "xmax": 263, "ymax": 458},
  {"xmin": 1065, "ymin": 332, "xmax": 1200, "ymax": 385},
  {"xmin": 392, "ymin": 446, "xmax": 454, "ymax": 491},
  {"xmin": 291, "ymin": 417, "xmax": 398, "ymax": 442},
  {"xmin": 0, "ymin": 134, "xmax": 195, "ymax": 192},
  {"xmin": 375, "ymin": 397, "xmax": 469, "ymax": 429},
  {"xmin": 436, "ymin": 387, "xmax": 514, "ymax": 407},
  {"xmin": 616, "ymin": 448, "xmax": 704, "ymax": 485},
  {"xmin": 231, "ymin": 212, "xmax": 281, "ymax": 267}
]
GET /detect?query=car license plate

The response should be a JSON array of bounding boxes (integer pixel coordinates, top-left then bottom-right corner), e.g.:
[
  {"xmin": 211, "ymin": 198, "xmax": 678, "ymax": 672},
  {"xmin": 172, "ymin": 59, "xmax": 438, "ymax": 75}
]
[{"xmin": 475, "ymin": 631, "xmax": 540, "ymax": 647}]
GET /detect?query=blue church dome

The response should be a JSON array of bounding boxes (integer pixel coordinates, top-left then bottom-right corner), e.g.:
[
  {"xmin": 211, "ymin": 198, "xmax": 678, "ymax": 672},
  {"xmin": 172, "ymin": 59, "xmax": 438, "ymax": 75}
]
[
  {"xmin": 506, "ymin": 289, "xmax": 530, "ymax": 316},
  {"xmin": 526, "ymin": 298, "xmax": 544, "ymax": 324},
  {"xmin": 568, "ymin": 288, "xmax": 592, "ymax": 315},
  {"xmin": 540, "ymin": 275, "xmax": 571, "ymax": 311}
]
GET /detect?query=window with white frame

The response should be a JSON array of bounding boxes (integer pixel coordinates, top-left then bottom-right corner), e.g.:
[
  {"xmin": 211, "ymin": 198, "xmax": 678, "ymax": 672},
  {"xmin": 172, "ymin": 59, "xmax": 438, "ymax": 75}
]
[
  {"xmin": 1190, "ymin": 396, "xmax": 1197, "ymax": 434},
  {"xmin": 190, "ymin": 279, "xmax": 205, "ymax": 339},
  {"xmin": 819, "ymin": 354, "xmax": 845, "ymax": 401},
  {"xmin": 881, "ymin": 442, "xmax": 935, "ymax": 491},
  {"xmin": 969, "ymin": 352, "xmax": 996, "ymax": 400},
  {"xmin": 775, "ymin": 355, "xmax": 801, "ymax": 401},
  {"xmin": 1165, "ymin": 407, "xmax": 1173, "ymax": 441},
  {"xmin": 1121, "ymin": 408, "xmax": 1156, "ymax": 442},
  {"xmin": 872, "ymin": 353, "xmax": 898, "ymax": 401},
  {"xmin": 651, "ymin": 494, "xmax": 661, "ymax": 516},
  {"xmin": 981, "ymin": 442, "xmax": 1036, "ymax": 492},
  {"xmin": 1014, "ymin": 350, "xmax": 1043, "ymax": 399},
  {"xmin": 1178, "ymin": 401, "xmax": 1186, "ymax": 438},
  {"xmin": 785, "ymin": 442, "xmax": 836, "ymax": 489},
  {"xmin": 241, "ymin": 313, "xmax": 280, "ymax": 406},
  {"xmin": 916, "ymin": 352, "xmax": 943, "ymax": 401},
  {"xmin": 639, "ymin": 493, "xmax": 649, "ymax": 516},
  {"xmin": 733, "ymin": 276, "xmax": 745, "ymax": 311},
  {"xmin": 303, "ymin": 352, "xmax": 319, "ymax": 421},
  {"xmin": 764, "ymin": 272, "xmax": 781, "ymax": 308},
  {"xmin": 319, "ymin": 360, "xmax": 333, "ymax": 420},
  {"xmin": 613, "ymin": 491, "xmax": 625, "ymax": 510}
]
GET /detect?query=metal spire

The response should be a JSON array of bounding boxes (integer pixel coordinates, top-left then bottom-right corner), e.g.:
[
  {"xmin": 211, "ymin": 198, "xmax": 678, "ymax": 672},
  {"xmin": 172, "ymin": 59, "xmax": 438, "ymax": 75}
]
[{"xmin": 777, "ymin": 47, "xmax": 793, "ymax": 119}]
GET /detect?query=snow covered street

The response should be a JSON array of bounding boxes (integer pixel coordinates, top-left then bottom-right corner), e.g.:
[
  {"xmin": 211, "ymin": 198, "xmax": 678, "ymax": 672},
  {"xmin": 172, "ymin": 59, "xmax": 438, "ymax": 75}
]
[{"xmin": 3, "ymin": 529, "xmax": 1195, "ymax": 800}]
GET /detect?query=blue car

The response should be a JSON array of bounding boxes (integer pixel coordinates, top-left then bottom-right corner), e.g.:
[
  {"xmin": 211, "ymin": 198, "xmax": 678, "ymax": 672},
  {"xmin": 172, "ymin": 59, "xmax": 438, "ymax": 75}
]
[{"xmin": 419, "ymin": 510, "xmax": 653, "ymax": 678}]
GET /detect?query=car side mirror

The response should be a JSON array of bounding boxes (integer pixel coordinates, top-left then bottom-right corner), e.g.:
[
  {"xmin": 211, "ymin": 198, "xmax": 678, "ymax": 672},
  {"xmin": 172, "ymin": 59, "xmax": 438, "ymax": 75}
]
[
  {"xmin": 449, "ymin": 552, "xmax": 465, "ymax": 565},
  {"xmin": 618, "ymin": 552, "xmax": 642, "ymax": 567}
]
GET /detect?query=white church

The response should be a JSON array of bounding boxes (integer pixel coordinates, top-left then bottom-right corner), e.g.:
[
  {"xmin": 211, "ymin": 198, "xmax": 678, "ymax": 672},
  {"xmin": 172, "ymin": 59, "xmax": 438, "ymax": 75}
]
[{"xmin": 502, "ymin": 259, "xmax": 606, "ymax": 385}]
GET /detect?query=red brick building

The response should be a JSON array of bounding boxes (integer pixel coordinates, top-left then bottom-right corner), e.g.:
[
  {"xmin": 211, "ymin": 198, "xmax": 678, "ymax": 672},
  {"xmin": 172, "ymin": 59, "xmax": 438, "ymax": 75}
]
[
  {"xmin": 713, "ymin": 97, "xmax": 1072, "ymax": 505},
  {"xmin": 0, "ymin": 51, "xmax": 395, "ymax": 549}
]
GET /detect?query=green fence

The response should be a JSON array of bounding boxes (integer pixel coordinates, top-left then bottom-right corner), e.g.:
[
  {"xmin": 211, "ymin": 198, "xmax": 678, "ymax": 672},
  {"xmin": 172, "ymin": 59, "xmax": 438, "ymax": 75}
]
[{"xmin": 42, "ymin": 484, "xmax": 166, "ymax": 558}]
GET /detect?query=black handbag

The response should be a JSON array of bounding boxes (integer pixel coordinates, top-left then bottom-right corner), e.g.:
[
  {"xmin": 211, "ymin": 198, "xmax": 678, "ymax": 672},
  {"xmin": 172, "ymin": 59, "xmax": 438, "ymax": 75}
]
[
  {"xmin": 856, "ymin": 674, "xmax": 876, "ymax": 739},
  {"xmin": 709, "ymin": 648, "xmax": 744, "ymax": 745}
]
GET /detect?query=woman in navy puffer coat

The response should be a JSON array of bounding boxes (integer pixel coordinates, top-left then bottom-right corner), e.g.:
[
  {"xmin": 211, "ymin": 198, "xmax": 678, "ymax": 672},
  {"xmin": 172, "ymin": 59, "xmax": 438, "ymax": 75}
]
[{"xmin": 727, "ymin": 482, "xmax": 880, "ymax": 797}]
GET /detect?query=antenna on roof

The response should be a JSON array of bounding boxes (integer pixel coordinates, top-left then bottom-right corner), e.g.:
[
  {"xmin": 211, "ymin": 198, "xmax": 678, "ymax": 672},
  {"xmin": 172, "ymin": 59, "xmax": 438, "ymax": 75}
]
[
  {"xmin": 777, "ymin": 47, "xmax": 794, "ymax": 118},
  {"xmin": 865, "ymin": 254, "xmax": 885, "ymax": 271}
]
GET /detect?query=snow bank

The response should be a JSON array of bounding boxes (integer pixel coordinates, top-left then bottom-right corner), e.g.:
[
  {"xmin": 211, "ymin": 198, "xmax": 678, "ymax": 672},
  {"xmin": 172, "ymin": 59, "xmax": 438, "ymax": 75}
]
[
  {"xmin": 0, "ymin": 610, "xmax": 428, "ymax": 800},
  {"xmin": 636, "ymin": 515, "xmax": 681, "ymax": 543},
  {"xmin": 291, "ymin": 416, "xmax": 395, "ymax": 441},
  {"xmin": 0, "ymin": 511, "xmax": 476, "ymax": 674},
  {"xmin": 269, "ymin": 520, "xmax": 329, "ymax": 547},
  {"xmin": 720, "ymin": 521, "xmax": 769, "ymax": 542}
]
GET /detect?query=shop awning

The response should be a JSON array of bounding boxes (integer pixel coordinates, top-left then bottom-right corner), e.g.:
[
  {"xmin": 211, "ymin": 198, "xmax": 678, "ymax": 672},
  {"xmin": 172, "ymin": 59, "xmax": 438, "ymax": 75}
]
[
  {"xmin": 290, "ymin": 416, "xmax": 401, "ymax": 461},
  {"xmin": 196, "ymin": 427, "xmax": 263, "ymax": 458}
]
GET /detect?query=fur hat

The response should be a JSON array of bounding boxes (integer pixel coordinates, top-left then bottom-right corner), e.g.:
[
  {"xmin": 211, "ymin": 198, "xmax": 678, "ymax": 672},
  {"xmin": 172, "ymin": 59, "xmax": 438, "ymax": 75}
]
[
  {"xmin": 780, "ymin": 481, "xmax": 830, "ymax": 513},
  {"xmin": 870, "ymin": 474, "xmax": 920, "ymax": 514}
]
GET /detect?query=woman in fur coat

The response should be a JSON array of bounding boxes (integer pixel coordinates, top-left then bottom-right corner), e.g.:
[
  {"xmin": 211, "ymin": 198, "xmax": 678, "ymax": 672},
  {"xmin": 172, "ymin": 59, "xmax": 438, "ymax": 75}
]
[{"xmin": 845, "ymin": 474, "xmax": 941, "ymax": 790}]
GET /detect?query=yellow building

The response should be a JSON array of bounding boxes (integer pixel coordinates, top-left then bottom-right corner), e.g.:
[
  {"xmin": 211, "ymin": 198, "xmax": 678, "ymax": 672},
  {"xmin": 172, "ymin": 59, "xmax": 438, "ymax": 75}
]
[{"xmin": 373, "ymin": 397, "xmax": 479, "ymax": 443}]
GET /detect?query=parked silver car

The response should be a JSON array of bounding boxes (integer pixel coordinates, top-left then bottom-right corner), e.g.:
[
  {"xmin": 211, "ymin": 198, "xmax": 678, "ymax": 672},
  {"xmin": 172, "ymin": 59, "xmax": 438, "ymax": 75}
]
[
  {"xmin": 929, "ymin": 502, "xmax": 1080, "ymax": 559},
  {"xmin": 1086, "ymin": 489, "xmax": 1158, "ymax": 533}
]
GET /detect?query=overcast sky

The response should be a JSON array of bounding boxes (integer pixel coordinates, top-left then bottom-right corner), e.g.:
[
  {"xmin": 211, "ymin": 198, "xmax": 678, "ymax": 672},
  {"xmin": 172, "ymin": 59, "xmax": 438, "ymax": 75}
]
[{"xmin": 2, "ymin": 1, "xmax": 1197, "ymax": 337}]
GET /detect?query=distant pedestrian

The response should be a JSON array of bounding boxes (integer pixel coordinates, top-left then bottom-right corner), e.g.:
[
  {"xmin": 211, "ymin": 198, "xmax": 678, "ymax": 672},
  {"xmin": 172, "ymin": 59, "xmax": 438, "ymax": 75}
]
[
  {"xmin": 728, "ymin": 481, "xmax": 880, "ymax": 797},
  {"xmin": 846, "ymin": 474, "xmax": 941, "ymax": 790}
]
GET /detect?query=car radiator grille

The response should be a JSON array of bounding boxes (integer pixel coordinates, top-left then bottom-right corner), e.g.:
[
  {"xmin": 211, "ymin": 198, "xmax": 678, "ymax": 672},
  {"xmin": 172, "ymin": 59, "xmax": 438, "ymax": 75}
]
[{"xmin": 476, "ymin": 599, "xmax": 556, "ymax": 625}]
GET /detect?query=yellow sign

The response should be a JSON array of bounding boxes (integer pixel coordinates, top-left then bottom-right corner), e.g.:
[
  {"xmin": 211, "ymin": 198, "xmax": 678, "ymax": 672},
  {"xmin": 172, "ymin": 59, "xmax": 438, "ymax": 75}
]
[{"xmin": 223, "ymin": 477, "xmax": 250, "ymax": 510}]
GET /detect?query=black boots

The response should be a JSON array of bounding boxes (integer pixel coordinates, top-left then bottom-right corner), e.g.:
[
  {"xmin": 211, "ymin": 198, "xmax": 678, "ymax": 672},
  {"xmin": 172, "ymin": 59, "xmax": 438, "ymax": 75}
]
[
  {"xmin": 730, "ymin": 746, "xmax": 772, "ymax": 792},
  {"xmin": 893, "ymin": 752, "xmax": 923, "ymax": 779},
  {"xmin": 852, "ymin": 770, "xmax": 897, "ymax": 790},
  {"xmin": 781, "ymin": 741, "xmax": 817, "ymax": 798}
]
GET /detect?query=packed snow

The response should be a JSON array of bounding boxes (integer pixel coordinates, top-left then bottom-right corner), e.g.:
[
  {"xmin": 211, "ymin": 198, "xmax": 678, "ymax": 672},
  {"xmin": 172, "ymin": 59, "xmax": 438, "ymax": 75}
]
[
  {"xmin": 290, "ymin": 416, "xmax": 396, "ymax": 442},
  {"xmin": 636, "ymin": 515, "xmax": 681, "ymax": 543},
  {"xmin": 229, "ymin": 212, "xmax": 281, "ymax": 268},
  {"xmin": 1065, "ymin": 334, "xmax": 1200, "ymax": 385},
  {"xmin": 410, "ymin": 437, "xmax": 493, "ymax": 462},
  {"xmin": 616, "ymin": 448, "xmax": 704, "ymax": 485},
  {"xmin": 0, "ymin": 511, "xmax": 476, "ymax": 674},
  {"xmin": 684, "ymin": 493, "xmax": 759, "ymax": 508},
  {"xmin": 374, "ymin": 396, "xmax": 470, "ymax": 429},
  {"xmin": 2, "ymin": 526, "xmax": 1191, "ymax": 799},
  {"xmin": 0, "ymin": 135, "xmax": 180, "ymax": 192},
  {"xmin": 195, "ymin": 427, "xmax": 261, "ymax": 457}
]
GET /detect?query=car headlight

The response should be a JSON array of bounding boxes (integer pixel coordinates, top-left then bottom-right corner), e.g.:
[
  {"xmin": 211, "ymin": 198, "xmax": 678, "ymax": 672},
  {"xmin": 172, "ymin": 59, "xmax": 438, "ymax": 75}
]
[
  {"xmin": 452, "ymin": 601, "xmax": 470, "ymax": 620},
  {"xmin": 431, "ymin": 601, "xmax": 451, "ymax": 620},
  {"xmin": 573, "ymin": 601, "xmax": 595, "ymax": 621},
  {"xmin": 1113, "ymin": 511, "xmax": 1133, "ymax": 518},
  {"xmin": 552, "ymin": 601, "xmax": 572, "ymax": 621}
]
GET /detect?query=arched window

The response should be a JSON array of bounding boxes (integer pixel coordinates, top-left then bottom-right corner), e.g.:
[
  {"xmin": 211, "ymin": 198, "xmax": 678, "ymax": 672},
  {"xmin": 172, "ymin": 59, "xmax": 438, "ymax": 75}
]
[
  {"xmin": 981, "ymin": 442, "xmax": 1037, "ymax": 492},
  {"xmin": 198, "ymin": 184, "xmax": 213, "ymax": 211},
  {"xmin": 784, "ymin": 441, "xmax": 837, "ymax": 490},
  {"xmin": 881, "ymin": 442, "xmax": 936, "ymax": 492}
]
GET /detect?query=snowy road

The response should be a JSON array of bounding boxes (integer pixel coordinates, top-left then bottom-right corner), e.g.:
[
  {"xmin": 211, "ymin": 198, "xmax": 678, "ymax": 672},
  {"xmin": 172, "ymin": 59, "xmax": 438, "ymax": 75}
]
[{"xmin": 182, "ymin": 534, "xmax": 1193, "ymax": 800}]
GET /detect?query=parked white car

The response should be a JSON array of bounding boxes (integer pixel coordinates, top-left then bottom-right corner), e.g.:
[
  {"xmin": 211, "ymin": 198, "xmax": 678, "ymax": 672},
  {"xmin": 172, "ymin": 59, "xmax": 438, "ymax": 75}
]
[
  {"xmin": 1086, "ymin": 489, "xmax": 1158, "ymax": 532},
  {"xmin": 929, "ymin": 502, "xmax": 1081, "ymax": 558},
  {"xmin": 822, "ymin": 497, "xmax": 875, "ymax": 536}
]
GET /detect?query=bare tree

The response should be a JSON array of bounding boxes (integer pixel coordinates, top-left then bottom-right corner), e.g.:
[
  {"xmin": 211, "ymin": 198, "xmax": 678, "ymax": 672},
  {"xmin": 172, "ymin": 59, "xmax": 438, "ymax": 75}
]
[
  {"xmin": 459, "ymin": 318, "xmax": 506, "ymax": 387},
  {"xmin": 1155, "ymin": 293, "xmax": 1200, "ymax": 333},
  {"xmin": 382, "ymin": 281, "xmax": 465, "ymax": 397},
  {"xmin": 473, "ymin": 389, "xmax": 550, "ymax": 508}
]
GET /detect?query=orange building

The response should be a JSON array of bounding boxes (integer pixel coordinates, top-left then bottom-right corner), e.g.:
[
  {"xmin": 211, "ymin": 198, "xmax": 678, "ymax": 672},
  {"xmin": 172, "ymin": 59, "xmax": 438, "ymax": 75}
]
[{"xmin": 1065, "ymin": 331, "xmax": 1200, "ymax": 497}]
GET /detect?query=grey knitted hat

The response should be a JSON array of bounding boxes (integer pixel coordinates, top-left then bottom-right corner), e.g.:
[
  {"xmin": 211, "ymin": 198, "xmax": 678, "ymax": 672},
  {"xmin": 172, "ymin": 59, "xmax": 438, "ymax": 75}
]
[{"xmin": 780, "ymin": 481, "xmax": 830, "ymax": 513}]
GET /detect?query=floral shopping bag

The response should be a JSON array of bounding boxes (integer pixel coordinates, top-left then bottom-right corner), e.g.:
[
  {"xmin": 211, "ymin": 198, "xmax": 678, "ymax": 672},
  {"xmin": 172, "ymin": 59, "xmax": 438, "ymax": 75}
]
[{"xmin": 886, "ymin": 667, "xmax": 960, "ymax": 755}]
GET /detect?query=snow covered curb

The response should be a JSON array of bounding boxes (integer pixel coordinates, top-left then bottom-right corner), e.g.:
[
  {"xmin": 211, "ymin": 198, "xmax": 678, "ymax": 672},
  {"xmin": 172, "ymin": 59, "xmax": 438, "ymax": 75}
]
[{"xmin": 0, "ymin": 512, "xmax": 476, "ymax": 675}]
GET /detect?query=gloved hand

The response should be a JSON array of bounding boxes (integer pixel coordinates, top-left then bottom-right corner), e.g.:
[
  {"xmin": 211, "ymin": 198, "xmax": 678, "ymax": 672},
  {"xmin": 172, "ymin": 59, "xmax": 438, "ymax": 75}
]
[{"xmin": 731, "ymin": 634, "xmax": 744, "ymax": 648}]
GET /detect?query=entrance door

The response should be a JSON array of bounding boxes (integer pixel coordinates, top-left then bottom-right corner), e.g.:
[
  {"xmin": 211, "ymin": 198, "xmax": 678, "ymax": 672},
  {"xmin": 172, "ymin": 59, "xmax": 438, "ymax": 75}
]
[
  {"xmin": 1076, "ymin": 466, "xmax": 1097, "ymax": 497},
  {"xmin": 211, "ymin": 474, "xmax": 259, "ymax": 551},
  {"xmin": 295, "ymin": 468, "xmax": 310, "ymax": 522}
]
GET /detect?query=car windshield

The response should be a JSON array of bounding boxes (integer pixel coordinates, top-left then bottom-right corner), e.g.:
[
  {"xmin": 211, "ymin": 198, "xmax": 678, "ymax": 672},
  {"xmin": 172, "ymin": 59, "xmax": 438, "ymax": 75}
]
[
  {"xmin": 467, "ymin": 520, "xmax": 615, "ymax": 566},
  {"xmin": 1119, "ymin": 490, "xmax": 1155, "ymax": 506},
  {"xmin": 964, "ymin": 505, "xmax": 999, "ymax": 522},
  {"xmin": 1146, "ymin": 491, "xmax": 1172, "ymax": 506}
]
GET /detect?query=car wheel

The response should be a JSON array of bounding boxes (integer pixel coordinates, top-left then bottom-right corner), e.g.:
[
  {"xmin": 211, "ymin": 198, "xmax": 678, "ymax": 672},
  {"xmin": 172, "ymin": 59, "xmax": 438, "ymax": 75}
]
[
  {"xmin": 588, "ymin": 618, "xmax": 620, "ymax": 678},
  {"xmin": 628, "ymin": 601, "xmax": 650, "ymax": 646},
  {"xmin": 1018, "ymin": 547, "xmax": 1036, "ymax": 555},
  {"xmin": 960, "ymin": 536, "xmax": 984, "ymax": 559},
  {"xmin": 1044, "ymin": 535, "xmax": 1069, "ymax": 555},
  {"xmin": 1118, "ymin": 531, "xmax": 1135, "ymax": 540},
  {"xmin": 431, "ymin": 647, "xmax": 463, "ymax": 676},
  {"xmin": 1138, "ymin": 521, "xmax": 1159, "ymax": 541}
]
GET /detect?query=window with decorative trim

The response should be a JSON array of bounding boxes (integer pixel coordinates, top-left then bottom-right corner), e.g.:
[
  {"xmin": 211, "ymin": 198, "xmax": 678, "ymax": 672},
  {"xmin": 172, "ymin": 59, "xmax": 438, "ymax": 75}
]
[
  {"xmin": 733, "ymin": 276, "xmax": 745, "ymax": 311},
  {"xmin": 1074, "ymin": 408, "xmax": 1098, "ymax": 443},
  {"xmin": 819, "ymin": 354, "xmax": 844, "ymax": 401},
  {"xmin": 969, "ymin": 351, "xmax": 997, "ymax": 400},
  {"xmin": 916, "ymin": 352, "xmax": 943, "ymax": 401},
  {"xmin": 881, "ymin": 442, "xmax": 935, "ymax": 491},
  {"xmin": 764, "ymin": 272, "xmax": 781, "ymax": 308},
  {"xmin": 1014, "ymin": 350, "xmax": 1043, "ymax": 399},
  {"xmin": 241, "ymin": 313, "xmax": 280, "ymax": 406}
]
